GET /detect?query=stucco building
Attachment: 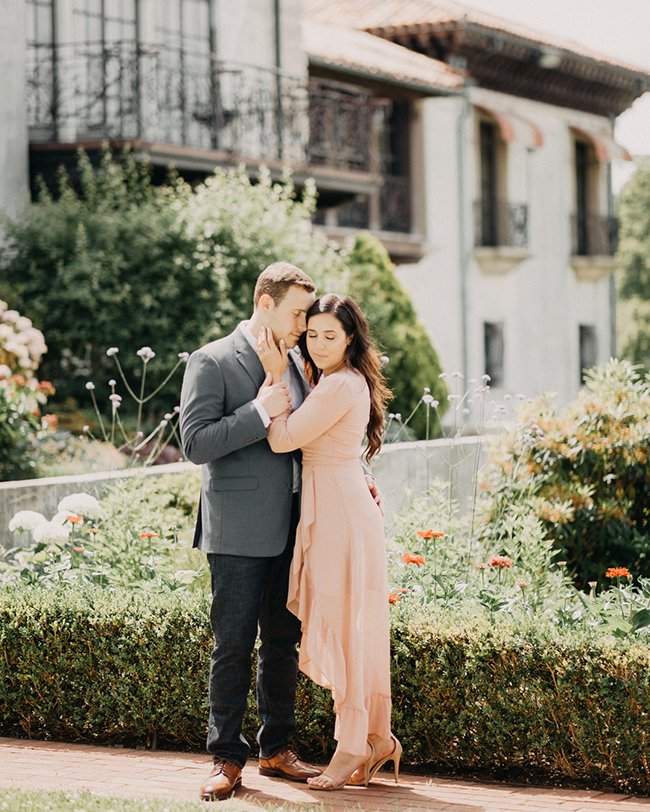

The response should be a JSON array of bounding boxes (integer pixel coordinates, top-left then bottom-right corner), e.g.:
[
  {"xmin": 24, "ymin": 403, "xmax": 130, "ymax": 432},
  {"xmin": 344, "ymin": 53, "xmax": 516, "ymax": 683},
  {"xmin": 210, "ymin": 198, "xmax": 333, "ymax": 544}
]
[{"xmin": 3, "ymin": 0, "xmax": 650, "ymax": 408}]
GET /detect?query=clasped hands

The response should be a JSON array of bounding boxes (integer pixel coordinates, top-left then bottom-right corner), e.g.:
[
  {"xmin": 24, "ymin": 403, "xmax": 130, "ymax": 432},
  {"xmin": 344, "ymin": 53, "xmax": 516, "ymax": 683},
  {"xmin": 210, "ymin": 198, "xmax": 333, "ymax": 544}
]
[{"xmin": 256, "ymin": 327, "xmax": 290, "ymax": 418}]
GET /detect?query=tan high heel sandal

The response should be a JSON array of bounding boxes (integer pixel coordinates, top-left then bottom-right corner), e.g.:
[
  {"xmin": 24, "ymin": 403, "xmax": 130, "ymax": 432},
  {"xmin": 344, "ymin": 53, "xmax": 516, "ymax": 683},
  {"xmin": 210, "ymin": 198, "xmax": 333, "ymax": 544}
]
[{"xmin": 348, "ymin": 734, "xmax": 402, "ymax": 787}]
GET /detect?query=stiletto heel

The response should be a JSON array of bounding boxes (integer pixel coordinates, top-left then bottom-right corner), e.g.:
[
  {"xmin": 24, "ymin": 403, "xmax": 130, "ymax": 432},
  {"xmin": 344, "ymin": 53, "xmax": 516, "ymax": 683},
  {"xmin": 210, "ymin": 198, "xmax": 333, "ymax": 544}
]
[
  {"xmin": 365, "ymin": 735, "xmax": 402, "ymax": 786},
  {"xmin": 348, "ymin": 735, "xmax": 402, "ymax": 787}
]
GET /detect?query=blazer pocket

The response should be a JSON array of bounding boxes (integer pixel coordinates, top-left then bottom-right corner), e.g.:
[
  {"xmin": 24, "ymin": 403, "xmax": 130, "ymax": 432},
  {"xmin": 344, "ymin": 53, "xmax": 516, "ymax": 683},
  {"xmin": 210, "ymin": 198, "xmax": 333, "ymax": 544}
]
[{"xmin": 209, "ymin": 476, "xmax": 258, "ymax": 491}]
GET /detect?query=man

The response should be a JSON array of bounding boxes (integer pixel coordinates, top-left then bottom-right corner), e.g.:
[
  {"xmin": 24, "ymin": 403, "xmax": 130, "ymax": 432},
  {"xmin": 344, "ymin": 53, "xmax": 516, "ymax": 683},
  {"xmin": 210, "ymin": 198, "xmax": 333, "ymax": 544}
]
[{"xmin": 180, "ymin": 262, "xmax": 320, "ymax": 800}]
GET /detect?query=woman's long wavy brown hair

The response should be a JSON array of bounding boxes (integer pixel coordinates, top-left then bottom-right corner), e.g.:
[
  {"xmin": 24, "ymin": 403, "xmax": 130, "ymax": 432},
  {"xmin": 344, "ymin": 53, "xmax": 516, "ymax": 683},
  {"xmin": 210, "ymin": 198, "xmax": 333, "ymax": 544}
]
[{"xmin": 298, "ymin": 294, "xmax": 391, "ymax": 462}]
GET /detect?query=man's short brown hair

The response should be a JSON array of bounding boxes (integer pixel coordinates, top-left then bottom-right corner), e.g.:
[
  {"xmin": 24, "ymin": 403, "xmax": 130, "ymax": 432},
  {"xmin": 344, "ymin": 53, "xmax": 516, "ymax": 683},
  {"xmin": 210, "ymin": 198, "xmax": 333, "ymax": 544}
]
[{"xmin": 253, "ymin": 262, "xmax": 316, "ymax": 308}]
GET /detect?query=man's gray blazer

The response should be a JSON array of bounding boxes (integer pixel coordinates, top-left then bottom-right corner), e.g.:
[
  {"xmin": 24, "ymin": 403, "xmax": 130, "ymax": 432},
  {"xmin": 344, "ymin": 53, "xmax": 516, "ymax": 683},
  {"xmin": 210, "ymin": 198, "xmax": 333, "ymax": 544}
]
[{"xmin": 180, "ymin": 327, "xmax": 301, "ymax": 557}]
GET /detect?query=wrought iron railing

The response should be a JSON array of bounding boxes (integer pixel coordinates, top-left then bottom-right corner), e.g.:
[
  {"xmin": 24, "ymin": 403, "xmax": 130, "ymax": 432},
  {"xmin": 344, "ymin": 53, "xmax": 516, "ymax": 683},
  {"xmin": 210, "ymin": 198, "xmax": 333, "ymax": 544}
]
[
  {"xmin": 571, "ymin": 212, "xmax": 618, "ymax": 257},
  {"xmin": 25, "ymin": 40, "xmax": 378, "ymax": 172},
  {"xmin": 473, "ymin": 200, "xmax": 529, "ymax": 249}
]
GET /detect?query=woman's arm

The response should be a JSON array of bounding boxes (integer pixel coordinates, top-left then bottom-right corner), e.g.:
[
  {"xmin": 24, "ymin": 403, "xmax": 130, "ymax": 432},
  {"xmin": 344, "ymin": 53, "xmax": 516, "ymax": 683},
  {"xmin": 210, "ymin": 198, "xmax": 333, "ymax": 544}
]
[{"xmin": 267, "ymin": 373, "xmax": 351, "ymax": 453}]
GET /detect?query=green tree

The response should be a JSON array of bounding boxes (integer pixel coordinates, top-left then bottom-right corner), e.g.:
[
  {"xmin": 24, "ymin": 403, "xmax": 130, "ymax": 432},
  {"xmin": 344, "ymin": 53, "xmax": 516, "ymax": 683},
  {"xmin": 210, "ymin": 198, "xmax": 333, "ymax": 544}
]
[
  {"xmin": 617, "ymin": 158, "xmax": 650, "ymax": 368},
  {"xmin": 346, "ymin": 232, "xmax": 447, "ymax": 438}
]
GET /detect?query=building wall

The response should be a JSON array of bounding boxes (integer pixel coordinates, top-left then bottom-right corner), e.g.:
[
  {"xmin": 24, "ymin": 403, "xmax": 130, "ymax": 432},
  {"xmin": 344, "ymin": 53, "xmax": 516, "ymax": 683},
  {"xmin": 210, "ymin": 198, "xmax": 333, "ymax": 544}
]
[
  {"xmin": 397, "ymin": 87, "xmax": 616, "ymax": 413},
  {"xmin": 0, "ymin": 0, "xmax": 29, "ymax": 220}
]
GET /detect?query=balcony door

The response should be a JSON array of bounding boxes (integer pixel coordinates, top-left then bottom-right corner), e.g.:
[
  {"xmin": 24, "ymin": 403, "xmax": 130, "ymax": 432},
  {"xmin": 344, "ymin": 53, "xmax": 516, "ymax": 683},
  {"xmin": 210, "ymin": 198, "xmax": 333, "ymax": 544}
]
[
  {"xmin": 154, "ymin": 0, "xmax": 215, "ymax": 147},
  {"xmin": 479, "ymin": 121, "xmax": 499, "ymax": 247},
  {"xmin": 71, "ymin": 0, "xmax": 138, "ymax": 136}
]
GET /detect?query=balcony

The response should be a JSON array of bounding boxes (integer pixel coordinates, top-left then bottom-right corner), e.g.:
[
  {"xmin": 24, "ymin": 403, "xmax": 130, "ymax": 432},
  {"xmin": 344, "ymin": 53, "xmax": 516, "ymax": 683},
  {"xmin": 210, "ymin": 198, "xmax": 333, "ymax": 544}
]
[
  {"xmin": 472, "ymin": 199, "xmax": 531, "ymax": 275},
  {"xmin": 570, "ymin": 212, "xmax": 619, "ymax": 282},
  {"xmin": 26, "ymin": 41, "xmax": 386, "ymax": 195}
]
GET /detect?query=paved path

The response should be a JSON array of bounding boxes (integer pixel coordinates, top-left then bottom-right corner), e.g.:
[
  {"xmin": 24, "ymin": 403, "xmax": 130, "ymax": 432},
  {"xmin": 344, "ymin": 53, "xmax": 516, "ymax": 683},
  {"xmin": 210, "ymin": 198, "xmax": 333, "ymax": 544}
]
[{"xmin": 1, "ymin": 737, "xmax": 650, "ymax": 811}]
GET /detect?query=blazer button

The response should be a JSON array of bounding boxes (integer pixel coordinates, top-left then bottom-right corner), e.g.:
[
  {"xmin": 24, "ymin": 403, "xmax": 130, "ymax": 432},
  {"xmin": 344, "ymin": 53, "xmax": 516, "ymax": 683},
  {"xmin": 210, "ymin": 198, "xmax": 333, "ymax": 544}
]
[{"xmin": 288, "ymin": 482, "xmax": 293, "ymax": 488}]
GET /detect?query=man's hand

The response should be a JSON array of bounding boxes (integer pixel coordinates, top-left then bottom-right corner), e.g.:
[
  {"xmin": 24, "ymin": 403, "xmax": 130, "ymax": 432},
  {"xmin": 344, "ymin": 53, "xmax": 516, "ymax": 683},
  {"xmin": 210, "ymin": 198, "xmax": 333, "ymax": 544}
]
[
  {"xmin": 257, "ymin": 372, "xmax": 291, "ymax": 418},
  {"xmin": 257, "ymin": 326, "xmax": 288, "ymax": 383},
  {"xmin": 365, "ymin": 474, "xmax": 384, "ymax": 516}
]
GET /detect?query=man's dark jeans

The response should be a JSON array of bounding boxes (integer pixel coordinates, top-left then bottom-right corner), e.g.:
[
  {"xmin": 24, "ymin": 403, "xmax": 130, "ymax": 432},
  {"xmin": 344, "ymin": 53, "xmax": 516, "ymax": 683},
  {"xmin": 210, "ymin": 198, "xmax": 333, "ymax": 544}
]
[{"xmin": 206, "ymin": 494, "xmax": 301, "ymax": 768}]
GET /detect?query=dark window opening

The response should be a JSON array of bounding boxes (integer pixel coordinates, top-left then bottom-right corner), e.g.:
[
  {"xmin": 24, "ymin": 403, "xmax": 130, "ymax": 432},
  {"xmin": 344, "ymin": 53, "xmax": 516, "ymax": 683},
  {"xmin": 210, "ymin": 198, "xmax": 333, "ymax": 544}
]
[
  {"xmin": 484, "ymin": 322, "xmax": 504, "ymax": 388},
  {"xmin": 479, "ymin": 121, "xmax": 498, "ymax": 247},
  {"xmin": 579, "ymin": 325, "xmax": 597, "ymax": 385}
]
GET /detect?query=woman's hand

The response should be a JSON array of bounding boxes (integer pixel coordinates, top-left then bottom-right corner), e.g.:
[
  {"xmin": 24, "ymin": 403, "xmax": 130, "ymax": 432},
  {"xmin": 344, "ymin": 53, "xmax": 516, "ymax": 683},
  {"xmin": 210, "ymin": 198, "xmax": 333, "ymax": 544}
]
[{"xmin": 257, "ymin": 326, "xmax": 288, "ymax": 383}]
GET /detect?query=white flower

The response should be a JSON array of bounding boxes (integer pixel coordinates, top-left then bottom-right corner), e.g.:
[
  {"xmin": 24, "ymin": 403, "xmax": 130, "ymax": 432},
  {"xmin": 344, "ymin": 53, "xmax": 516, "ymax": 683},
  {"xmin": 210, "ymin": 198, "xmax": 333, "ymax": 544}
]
[
  {"xmin": 178, "ymin": 352, "xmax": 190, "ymax": 362},
  {"xmin": 86, "ymin": 382, "xmax": 95, "ymax": 390},
  {"xmin": 0, "ymin": 364, "xmax": 11, "ymax": 379},
  {"xmin": 164, "ymin": 413, "xmax": 173, "ymax": 420},
  {"xmin": 82, "ymin": 425, "xmax": 89, "ymax": 432},
  {"xmin": 380, "ymin": 356, "xmax": 389, "ymax": 366},
  {"xmin": 2, "ymin": 310, "xmax": 19, "ymax": 323},
  {"xmin": 33, "ymin": 522, "xmax": 71, "ymax": 544},
  {"xmin": 15, "ymin": 316, "xmax": 33, "ymax": 332},
  {"xmin": 9, "ymin": 510, "xmax": 47, "ymax": 533},
  {"xmin": 106, "ymin": 347, "xmax": 119, "ymax": 356},
  {"xmin": 439, "ymin": 372, "xmax": 449, "ymax": 379},
  {"xmin": 173, "ymin": 406, "xmax": 180, "ymax": 413},
  {"xmin": 109, "ymin": 394, "xmax": 122, "ymax": 404},
  {"xmin": 431, "ymin": 400, "xmax": 439, "ymax": 408},
  {"xmin": 423, "ymin": 387, "xmax": 430, "ymax": 394},
  {"xmin": 395, "ymin": 413, "xmax": 402, "ymax": 421},
  {"xmin": 159, "ymin": 419, "xmax": 168, "ymax": 427},
  {"xmin": 57, "ymin": 492, "xmax": 102, "ymax": 519},
  {"xmin": 451, "ymin": 371, "xmax": 464, "ymax": 379},
  {"xmin": 137, "ymin": 346, "xmax": 156, "ymax": 361},
  {"xmin": 108, "ymin": 379, "xmax": 116, "ymax": 386},
  {"xmin": 422, "ymin": 394, "xmax": 434, "ymax": 405},
  {"xmin": 482, "ymin": 374, "xmax": 491, "ymax": 382}
]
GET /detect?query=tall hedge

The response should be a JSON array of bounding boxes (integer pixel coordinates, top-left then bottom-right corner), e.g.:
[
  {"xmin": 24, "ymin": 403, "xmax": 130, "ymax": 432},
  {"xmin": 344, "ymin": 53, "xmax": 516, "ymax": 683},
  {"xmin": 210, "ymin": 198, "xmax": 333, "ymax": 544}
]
[
  {"xmin": 2, "ymin": 585, "xmax": 650, "ymax": 793},
  {"xmin": 346, "ymin": 233, "xmax": 447, "ymax": 438}
]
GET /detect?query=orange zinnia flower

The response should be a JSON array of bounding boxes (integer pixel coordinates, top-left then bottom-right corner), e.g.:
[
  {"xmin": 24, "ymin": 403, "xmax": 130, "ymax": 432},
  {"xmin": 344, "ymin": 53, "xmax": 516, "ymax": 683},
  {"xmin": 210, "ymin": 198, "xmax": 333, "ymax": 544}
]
[
  {"xmin": 74, "ymin": 546, "xmax": 85, "ymax": 553},
  {"xmin": 490, "ymin": 555, "xmax": 512, "ymax": 569},
  {"xmin": 402, "ymin": 553, "xmax": 426, "ymax": 566},
  {"xmin": 66, "ymin": 516, "xmax": 83, "ymax": 524},
  {"xmin": 140, "ymin": 531, "xmax": 158, "ymax": 538},
  {"xmin": 474, "ymin": 563, "xmax": 489, "ymax": 570},
  {"xmin": 388, "ymin": 593, "xmax": 402, "ymax": 605},
  {"xmin": 417, "ymin": 530, "xmax": 444, "ymax": 539},
  {"xmin": 605, "ymin": 567, "xmax": 631, "ymax": 579}
]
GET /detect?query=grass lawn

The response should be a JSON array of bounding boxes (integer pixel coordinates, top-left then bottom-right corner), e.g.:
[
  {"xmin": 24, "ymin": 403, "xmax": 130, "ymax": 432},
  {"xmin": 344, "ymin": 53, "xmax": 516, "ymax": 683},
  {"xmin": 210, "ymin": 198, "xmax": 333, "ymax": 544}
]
[{"xmin": 0, "ymin": 788, "xmax": 301, "ymax": 812}]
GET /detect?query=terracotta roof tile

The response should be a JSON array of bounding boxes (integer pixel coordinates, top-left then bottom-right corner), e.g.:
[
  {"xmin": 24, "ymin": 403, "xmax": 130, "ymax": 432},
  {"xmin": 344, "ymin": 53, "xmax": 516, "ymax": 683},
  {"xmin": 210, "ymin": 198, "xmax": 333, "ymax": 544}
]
[
  {"xmin": 302, "ymin": 19, "xmax": 463, "ymax": 92},
  {"xmin": 304, "ymin": 0, "xmax": 650, "ymax": 78}
]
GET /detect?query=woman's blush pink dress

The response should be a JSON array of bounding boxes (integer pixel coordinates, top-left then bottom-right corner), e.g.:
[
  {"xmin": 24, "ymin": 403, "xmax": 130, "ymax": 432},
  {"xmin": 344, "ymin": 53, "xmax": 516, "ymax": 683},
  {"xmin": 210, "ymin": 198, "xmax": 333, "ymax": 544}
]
[{"xmin": 267, "ymin": 367, "xmax": 391, "ymax": 757}]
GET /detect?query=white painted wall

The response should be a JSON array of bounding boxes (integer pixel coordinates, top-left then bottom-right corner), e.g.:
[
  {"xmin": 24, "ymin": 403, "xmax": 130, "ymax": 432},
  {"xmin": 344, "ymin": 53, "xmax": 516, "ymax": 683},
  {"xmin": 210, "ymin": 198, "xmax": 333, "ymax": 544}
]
[
  {"xmin": 0, "ymin": 0, "xmax": 29, "ymax": 220},
  {"xmin": 398, "ymin": 86, "xmax": 616, "ymax": 415}
]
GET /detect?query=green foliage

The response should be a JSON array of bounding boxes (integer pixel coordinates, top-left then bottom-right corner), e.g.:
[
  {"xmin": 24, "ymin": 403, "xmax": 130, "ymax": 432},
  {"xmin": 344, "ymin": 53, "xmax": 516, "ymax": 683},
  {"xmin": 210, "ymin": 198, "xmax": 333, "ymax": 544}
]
[
  {"xmin": 346, "ymin": 233, "xmax": 447, "ymax": 438},
  {"xmin": 479, "ymin": 359, "xmax": 650, "ymax": 588},
  {"xmin": 0, "ymin": 788, "xmax": 231, "ymax": 812},
  {"xmin": 3, "ymin": 584, "xmax": 650, "ymax": 792},
  {"xmin": 1, "ymin": 471, "xmax": 206, "ymax": 591},
  {"xmin": 0, "ymin": 149, "xmax": 213, "ymax": 413},
  {"xmin": 617, "ymin": 158, "xmax": 650, "ymax": 368},
  {"xmin": 0, "ymin": 377, "xmax": 49, "ymax": 481}
]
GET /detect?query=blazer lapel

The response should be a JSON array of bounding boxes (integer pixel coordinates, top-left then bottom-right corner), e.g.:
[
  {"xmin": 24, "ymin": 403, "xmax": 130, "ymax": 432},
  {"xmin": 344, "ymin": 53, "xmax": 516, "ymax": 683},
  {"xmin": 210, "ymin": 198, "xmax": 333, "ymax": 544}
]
[{"xmin": 233, "ymin": 326, "xmax": 265, "ymax": 389}]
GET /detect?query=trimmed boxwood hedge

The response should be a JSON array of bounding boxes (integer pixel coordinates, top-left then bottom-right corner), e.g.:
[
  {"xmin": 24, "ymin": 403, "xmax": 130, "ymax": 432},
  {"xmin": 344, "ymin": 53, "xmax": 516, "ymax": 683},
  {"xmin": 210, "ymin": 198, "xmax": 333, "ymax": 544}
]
[{"xmin": 1, "ymin": 586, "xmax": 650, "ymax": 793}]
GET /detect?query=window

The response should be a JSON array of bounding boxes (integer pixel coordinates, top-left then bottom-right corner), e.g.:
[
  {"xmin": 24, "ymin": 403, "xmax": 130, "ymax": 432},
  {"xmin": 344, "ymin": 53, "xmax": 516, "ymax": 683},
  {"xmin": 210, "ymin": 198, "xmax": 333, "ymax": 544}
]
[
  {"xmin": 484, "ymin": 322, "xmax": 504, "ymax": 388},
  {"xmin": 478, "ymin": 121, "xmax": 499, "ymax": 247},
  {"xmin": 579, "ymin": 325, "xmax": 597, "ymax": 385},
  {"xmin": 473, "ymin": 115, "xmax": 528, "ymax": 250}
]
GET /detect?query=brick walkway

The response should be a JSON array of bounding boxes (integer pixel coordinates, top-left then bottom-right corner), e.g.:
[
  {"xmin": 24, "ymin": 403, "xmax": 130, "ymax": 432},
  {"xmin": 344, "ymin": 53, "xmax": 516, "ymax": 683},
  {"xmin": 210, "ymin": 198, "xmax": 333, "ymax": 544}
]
[{"xmin": 1, "ymin": 737, "xmax": 650, "ymax": 811}]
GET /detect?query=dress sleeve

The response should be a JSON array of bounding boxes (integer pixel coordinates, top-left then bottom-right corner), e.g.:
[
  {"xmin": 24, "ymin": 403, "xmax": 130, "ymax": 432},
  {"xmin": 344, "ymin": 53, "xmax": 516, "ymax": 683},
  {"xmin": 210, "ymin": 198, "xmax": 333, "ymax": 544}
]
[{"xmin": 267, "ymin": 373, "xmax": 352, "ymax": 452}]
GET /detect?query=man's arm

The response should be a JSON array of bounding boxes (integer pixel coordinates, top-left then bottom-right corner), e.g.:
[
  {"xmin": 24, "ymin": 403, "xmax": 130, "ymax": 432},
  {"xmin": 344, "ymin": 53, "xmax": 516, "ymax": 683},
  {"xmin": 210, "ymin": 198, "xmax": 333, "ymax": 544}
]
[{"xmin": 180, "ymin": 352, "xmax": 290, "ymax": 465}]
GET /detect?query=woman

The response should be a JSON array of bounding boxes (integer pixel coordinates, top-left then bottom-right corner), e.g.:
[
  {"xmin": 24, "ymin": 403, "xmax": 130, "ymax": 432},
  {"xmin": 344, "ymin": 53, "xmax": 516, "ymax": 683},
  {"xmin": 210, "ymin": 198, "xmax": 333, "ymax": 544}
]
[{"xmin": 258, "ymin": 293, "xmax": 401, "ymax": 790}]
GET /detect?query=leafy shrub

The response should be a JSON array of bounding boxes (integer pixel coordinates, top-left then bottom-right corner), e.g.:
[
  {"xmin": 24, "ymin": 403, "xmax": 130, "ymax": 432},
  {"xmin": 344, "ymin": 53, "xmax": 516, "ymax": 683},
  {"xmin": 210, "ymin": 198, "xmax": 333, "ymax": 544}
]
[
  {"xmin": 1, "ymin": 148, "xmax": 447, "ymax": 436},
  {"xmin": 479, "ymin": 360, "xmax": 650, "ymax": 588},
  {"xmin": 0, "ymin": 149, "xmax": 344, "ymax": 415},
  {"xmin": 346, "ymin": 233, "xmax": 447, "ymax": 438},
  {"xmin": 2, "ymin": 585, "xmax": 650, "ymax": 792},
  {"xmin": 0, "ymin": 375, "xmax": 56, "ymax": 481}
]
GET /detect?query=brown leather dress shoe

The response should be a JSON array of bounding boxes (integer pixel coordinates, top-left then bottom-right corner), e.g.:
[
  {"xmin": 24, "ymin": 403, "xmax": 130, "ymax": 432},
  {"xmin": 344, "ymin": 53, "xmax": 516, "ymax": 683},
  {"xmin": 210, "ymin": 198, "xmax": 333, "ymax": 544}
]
[
  {"xmin": 199, "ymin": 758, "xmax": 242, "ymax": 801},
  {"xmin": 259, "ymin": 744, "xmax": 322, "ymax": 782}
]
